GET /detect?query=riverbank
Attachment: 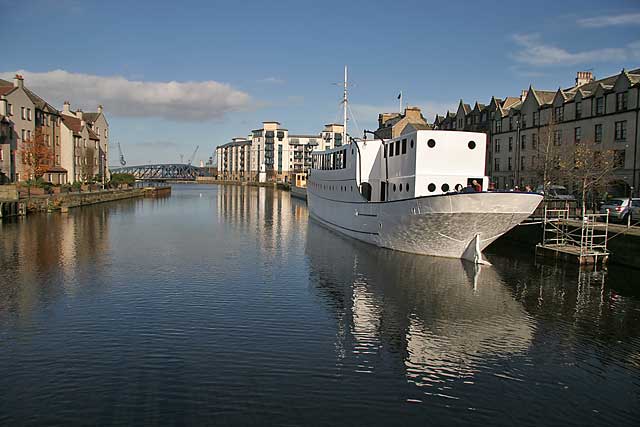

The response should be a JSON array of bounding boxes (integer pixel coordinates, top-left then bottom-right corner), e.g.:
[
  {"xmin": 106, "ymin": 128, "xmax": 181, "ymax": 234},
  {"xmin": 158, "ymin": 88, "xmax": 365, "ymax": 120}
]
[{"xmin": 17, "ymin": 186, "xmax": 171, "ymax": 214}]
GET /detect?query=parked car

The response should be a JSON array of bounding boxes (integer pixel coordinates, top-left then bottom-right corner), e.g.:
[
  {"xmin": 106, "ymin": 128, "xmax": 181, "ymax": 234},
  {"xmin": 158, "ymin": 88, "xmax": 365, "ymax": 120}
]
[
  {"xmin": 535, "ymin": 185, "xmax": 576, "ymax": 201},
  {"xmin": 599, "ymin": 198, "xmax": 640, "ymax": 223}
]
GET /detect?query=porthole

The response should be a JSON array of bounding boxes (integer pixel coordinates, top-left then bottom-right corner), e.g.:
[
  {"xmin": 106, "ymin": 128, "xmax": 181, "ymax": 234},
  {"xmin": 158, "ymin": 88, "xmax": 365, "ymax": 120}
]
[
  {"xmin": 442, "ymin": 183, "xmax": 450, "ymax": 192},
  {"xmin": 468, "ymin": 140, "xmax": 476, "ymax": 149},
  {"xmin": 428, "ymin": 183, "xmax": 436, "ymax": 192},
  {"xmin": 427, "ymin": 139, "xmax": 436, "ymax": 148},
  {"xmin": 406, "ymin": 183, "xmax": 410, "ymax": 192},
  {"xmin": 410, "ymin": 139, "xmax": 414, "ymax": 148},
  {"xmin": 393, "ymin": 184, "xmax": 396, "ymax": 192},
  {"xmin": 399, "ymin": 183, "xmax": 403, "ymax": 192}
]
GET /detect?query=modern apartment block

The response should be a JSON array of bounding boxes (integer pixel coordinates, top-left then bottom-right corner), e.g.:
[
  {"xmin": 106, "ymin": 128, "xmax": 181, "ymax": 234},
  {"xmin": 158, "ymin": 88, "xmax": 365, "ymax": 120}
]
[
  {"xmin": 0, "ymin": 75, "xmax": 109, "ymax": 185},
  {"xmin": 434, "ymin": 68, "xmax": 640, "ymax": 195},
  {"xmin": 216, "ymin": 122, "xmax": 343, "ymax": 182}
]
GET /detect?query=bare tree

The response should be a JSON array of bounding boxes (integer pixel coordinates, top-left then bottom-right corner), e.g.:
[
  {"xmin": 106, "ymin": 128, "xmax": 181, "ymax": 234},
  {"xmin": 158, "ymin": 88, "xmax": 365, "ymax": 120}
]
[{"xmin": 557, "ymin": 138, "xmax": 615, "ymax": 213}]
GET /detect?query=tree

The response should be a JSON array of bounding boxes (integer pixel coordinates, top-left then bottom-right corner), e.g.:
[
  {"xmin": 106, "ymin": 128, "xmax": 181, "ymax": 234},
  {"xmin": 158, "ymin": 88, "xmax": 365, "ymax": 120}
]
[
  {"xmin": 80, "ymin": 146, "xmax": 96, "ymax": 183},
  {"xmin": 20, "ymin": 128, "xmax": 53, "ymax": 181},
  {"xmin": 557, "ymin": 138, "xmax": 615, "ymax": 213},
  {"xmin": 533, "ymin": 116, "xmax": 562, "ymax": 195}
]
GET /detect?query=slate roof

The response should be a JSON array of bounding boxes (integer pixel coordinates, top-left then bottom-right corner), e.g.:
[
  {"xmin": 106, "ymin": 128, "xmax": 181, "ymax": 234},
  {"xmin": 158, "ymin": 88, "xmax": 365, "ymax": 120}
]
[
  {"xmin": 83, "ymin": 112, "xmax": 100, "ymax": 123},
  {"xmin": 61, "ymin": 115, "xmax": 83, "ymax": 135}
]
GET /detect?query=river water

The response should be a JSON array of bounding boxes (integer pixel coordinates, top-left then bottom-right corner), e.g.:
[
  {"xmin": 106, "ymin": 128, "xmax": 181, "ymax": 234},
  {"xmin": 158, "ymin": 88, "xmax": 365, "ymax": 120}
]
[{"xmin": 1, "ymin": 184, "xmax": 639, "ymax": 425}]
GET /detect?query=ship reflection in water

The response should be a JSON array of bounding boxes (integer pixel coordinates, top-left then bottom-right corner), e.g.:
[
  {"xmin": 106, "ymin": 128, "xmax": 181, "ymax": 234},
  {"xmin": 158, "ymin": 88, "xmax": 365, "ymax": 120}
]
[{"xmin": 306, "ymin": 221, "xmax": 534, "ymax": 392}]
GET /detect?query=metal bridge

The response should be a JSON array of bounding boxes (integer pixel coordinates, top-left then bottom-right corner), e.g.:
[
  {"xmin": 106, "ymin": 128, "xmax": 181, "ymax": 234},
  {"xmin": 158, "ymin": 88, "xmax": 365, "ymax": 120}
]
[{"xmin": 109, "ymin": 164, "xmax": 205, "ymax": 181}]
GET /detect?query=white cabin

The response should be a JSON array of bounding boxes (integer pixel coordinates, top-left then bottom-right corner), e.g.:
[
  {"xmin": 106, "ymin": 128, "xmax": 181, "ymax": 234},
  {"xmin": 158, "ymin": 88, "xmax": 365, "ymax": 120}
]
[{"xmin": 309, "ymin": 130, "xmax": 488, "ymax": 203}]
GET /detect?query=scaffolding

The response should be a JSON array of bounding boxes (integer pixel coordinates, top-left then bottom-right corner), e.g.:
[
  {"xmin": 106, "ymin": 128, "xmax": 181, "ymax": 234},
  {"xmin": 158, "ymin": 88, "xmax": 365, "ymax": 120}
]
[{"xmin": 537, "ymin": 207, "xmax": 610, "ymax": 264}]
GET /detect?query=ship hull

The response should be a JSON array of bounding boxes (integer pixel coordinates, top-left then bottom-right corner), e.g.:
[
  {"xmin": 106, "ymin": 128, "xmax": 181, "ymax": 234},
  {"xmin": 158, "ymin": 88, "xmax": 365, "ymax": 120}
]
[{"xmin": 307, "ymin": 190, "xmax": 542, "ymax": 260}]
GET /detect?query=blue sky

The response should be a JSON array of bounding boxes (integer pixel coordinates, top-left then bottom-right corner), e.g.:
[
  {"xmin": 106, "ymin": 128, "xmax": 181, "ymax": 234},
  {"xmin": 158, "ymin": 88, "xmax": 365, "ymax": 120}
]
[{"xmin": 2, "ymin": 0, "xmax": 639, "ymax": 165}]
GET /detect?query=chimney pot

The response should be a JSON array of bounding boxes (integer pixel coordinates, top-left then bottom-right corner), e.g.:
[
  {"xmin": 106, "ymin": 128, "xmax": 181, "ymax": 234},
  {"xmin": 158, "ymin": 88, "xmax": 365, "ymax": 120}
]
[
  {"xmin": 575, "ymin": 71, "xmax": 594, "ymax": 86},
  {"xmin": 13, "ymin": 74, "xmax": 24, "ymax": 89}
]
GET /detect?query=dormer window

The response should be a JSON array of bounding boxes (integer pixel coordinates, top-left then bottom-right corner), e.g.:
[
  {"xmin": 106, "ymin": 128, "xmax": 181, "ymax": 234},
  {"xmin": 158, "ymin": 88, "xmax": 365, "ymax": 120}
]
[{"xmin": 595, "ymin": 97, "xmax": 604, "ymax": 115}]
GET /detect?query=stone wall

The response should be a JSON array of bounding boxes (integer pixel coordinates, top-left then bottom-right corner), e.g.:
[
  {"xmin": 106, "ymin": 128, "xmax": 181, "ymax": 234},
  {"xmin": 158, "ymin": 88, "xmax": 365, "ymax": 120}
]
[
  {"xmin": 0, "ymin": 184, "xmax": 18, "ymax": 201},
  {"xmin": 23, "ymin": 188, "xmax": 145, "ymax": 213}
]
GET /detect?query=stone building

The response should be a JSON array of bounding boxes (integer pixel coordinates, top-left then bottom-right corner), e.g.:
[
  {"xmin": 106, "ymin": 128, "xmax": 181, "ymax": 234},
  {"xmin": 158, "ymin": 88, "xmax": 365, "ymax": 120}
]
[
  {"xmin": 434, "ymin": 68, "xmax": 640, "ymax": 196},
  {"xmin": 375, "ymin": 106, "xmax": 430, "ymax": 139},
  {"xmin": 0, "ymin": 75, "xmax": 109, "ymax": 185}
]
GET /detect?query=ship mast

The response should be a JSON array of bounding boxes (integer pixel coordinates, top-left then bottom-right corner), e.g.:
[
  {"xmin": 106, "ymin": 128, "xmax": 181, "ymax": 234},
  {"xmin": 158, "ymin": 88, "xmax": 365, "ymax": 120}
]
[{"xmin": 342, "ymin": 65, "xmax": 348, "ymax": 145}]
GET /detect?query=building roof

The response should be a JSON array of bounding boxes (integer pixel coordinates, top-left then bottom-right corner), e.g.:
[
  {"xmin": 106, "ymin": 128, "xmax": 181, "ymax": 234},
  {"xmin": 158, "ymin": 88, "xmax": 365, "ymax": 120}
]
[
  {"xmin": 61, "ymin": 115, "xmax": 83, "ymax": 135},
  {"xmin": 0, "ymin": 85, "xmax": 15, "ymax": 96},
  {"xmin": 83, "ymin": 112, "xmax": 100, "ymax": 123},
  {"xmin": 46, "ymin": 165, "xmax": 68, "ymax": 173},
  {"xmin": 24, "ymin": 88, "xmax": 60, "ymax": 115}
]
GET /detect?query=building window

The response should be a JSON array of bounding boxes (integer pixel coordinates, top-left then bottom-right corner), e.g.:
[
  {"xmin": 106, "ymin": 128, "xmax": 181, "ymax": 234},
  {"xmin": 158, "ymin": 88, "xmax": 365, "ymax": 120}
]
[
  {"xmin": 521, "ymin": 134, "xmax": 526, "ymax": 150},
  {"xmin": 615, "ymin": 121, "xmax": 627, "ymax": 141},
  {"xmin": 21, "ymin": 129, "xmax": 25, "ymax": 140},
  {"xmin": 595, "ymin": 97, "xmax": 604, "ymax": 115},
  {"xmin": 27, "ymin": 130, "xmax": 31, "ymax": 140},
  {"xmin": 554, "ymin": 130, "xmax": 562, "ymax": 146},
  {"xmin": 521, "ymin": 114, "xmax": 527, "ymax": 128},
  {"xmin": 494, "ymin": 158, "xmax": 500, "ymax": 172},
  {"xmin": 595, "ymin": 124, "xmax": 603, "ymax": 143},
  {"xmin": 7, "ymin": 104, "xmax": 12, "ymax": 115},
  {"xmin": 533, "ymin": 111, "xmax": 539, "ymax": 126},
  {"xmin": 55, "ymin": 154, "xmax": 60, "ymax": 165},
  {"xmin": 495, "ymin": 139, "xmax": 500, "ymax": 153},
  {"xmin": 520, "ymin": 156, "xmax": 525, "ymax": 171},
  {"xmin": 508, "ymin": 137, "xmax": 513, "ymax": 152},
  {"xmin": 554, "ymin": 106, "xmax": 564, "ymax": 122},
  {"xmin": 496, "ymin": 119, "xmax": 502, "ymax": 133},
  {"xmin": 532, "ymin": 134, "xmax": 538, "ymax": 151},
  {"xmin": 614, "ymin": 150, "xmax": 625, "ymax": 168},
  {"xmin": 509, "ymin": 117, "xmax": 513, "ymax": 131},
  {"xmin": 508, "ymin": 157, "xmax": 512, "ymax": 171},
  {"xmin": 575, "ymin": 101, "xmax": 582, "ymax": 119},
  {"xmin": 616, "ymin": 92, "xmax": 628, "ymax": 111},
  {"xmin": 574, "ymin": 127, "xmax": 581, "ymax": 143},
  {"xmin": 21, "ymin": 107, "xmax": 25, "ymax": 120},
  {"xmin": 27, "ymin": 108, "xmax": 31, "ymax": 121},
  {"xmin": 0, "ymin": 149, "xmax": 3, "ymax": 161}
]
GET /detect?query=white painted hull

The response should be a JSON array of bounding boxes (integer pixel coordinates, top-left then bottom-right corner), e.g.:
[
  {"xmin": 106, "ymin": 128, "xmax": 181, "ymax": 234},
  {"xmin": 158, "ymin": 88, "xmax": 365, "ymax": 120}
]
[{"xmin": 307, "ymin": 190, "xmax": 542, "ymax": 260}]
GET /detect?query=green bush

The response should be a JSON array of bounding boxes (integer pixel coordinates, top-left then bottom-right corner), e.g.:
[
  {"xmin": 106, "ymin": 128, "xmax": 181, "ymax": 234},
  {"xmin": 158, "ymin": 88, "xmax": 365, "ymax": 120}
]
[{"xmin": 109, "ymin": 173, "xmax": 136, "ymax": 187}]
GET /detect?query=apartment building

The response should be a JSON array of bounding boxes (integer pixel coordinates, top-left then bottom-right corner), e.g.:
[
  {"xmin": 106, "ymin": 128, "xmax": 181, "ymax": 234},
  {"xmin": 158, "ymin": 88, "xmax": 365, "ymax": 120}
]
[
  {"xmin": 60, "ymin": 103, "xmax": 102, "ymax": 183},
  {"xmin": 0, "ymin": 75, "xmax": 110, "ymax": 185},
  {"xmin": 434, "ymin": 68, "xmax": 640, "ymax": 196},
  {"xmin": 216, "ymin": 122, "xmax": 344, "ymax": 182}
]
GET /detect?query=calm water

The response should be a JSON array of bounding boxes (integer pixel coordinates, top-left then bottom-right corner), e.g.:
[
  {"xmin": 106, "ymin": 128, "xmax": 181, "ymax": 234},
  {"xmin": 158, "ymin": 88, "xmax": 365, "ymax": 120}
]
[{"xmin": 1, "ymin": 184, "xmax": 639, "ymax": 426}]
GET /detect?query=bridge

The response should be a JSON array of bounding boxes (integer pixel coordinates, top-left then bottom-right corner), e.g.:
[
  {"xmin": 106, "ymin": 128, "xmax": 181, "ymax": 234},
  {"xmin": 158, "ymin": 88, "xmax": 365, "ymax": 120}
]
[{"xmin": 109, "ymin": 164, "xmax": 207, "ymax": 181}]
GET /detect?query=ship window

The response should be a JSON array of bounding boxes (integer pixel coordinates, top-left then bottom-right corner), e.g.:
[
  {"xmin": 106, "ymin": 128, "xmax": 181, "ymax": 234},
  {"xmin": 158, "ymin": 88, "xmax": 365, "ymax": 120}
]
[
  {"xmin": 384, "ymin": 145, "xmax": 387, "ymax": 158},
  {"xmin": 389, "ymin": 144, "xmax": 394, "ymax": 157},
  {"xmin": 402, "ymin": 139, "xmax": 407, "ymax": 154},
  {"xmin": 442, "ymin": 183, "xmax": 450, "ymax": 192},
  {"xmin": 428, "ymin": 139, "xmax": 436, "ymax": 148},
  {"xmin": 395, "ymin": 141, "xmax": 400, "ymax": 156},
  {"xmin": 393, "ymin": 184, "xmax": 396, "ymax": 192},
  {"xmin": 410, "ymin": 140, "xmax": 414, "ymax": 149},
  {"xmin": 468, "ymin": 140, "xmax": 476, "ymax": 149},
  {"xmin": 428, "ymin": 183, "xmax": 436, "ymax": 192}
]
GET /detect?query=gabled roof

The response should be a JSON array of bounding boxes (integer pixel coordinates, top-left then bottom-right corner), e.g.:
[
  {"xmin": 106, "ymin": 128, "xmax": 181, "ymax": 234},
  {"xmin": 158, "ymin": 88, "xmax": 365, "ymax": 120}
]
[
  {"xmin": 87, "ymin": 127, "xmax": 100, "ymax": 140},
  {"xmin": 527, "ymin": 88, "xmax": 555, "ymax": 106},
  {"xmin": 0, "ymin": 86, "xmax": 15, "ymax": 96},
  {"xmin": 61, "ymin": 114, "xmax": 82, "ymax": 135},
  {"xmin": 83, "ymin": 112, "xmax": 100, "ymax": 123},
  {"xmin": 24, "ymin": 88, "xmax": 59, "ymax": 115},
  {"xmin": 501, "ymin": 96, "xmax": 522, "ymax": 110},
  {"xmin": 457, "ymin": 100, "xmax": 471, "ymax": 114}
]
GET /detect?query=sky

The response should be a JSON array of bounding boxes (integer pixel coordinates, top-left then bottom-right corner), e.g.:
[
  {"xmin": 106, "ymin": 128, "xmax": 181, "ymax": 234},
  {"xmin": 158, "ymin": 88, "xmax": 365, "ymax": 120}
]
[{"xmin": 2, "ymin": 0, "xmax": 639, "ymax": 166}]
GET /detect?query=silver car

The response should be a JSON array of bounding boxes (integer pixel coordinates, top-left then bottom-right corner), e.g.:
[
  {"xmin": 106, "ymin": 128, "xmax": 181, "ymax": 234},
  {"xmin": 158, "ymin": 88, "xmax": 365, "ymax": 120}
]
[{"xmin": 599, "ymin": 198, "xmax": 640, "ymax": 223}]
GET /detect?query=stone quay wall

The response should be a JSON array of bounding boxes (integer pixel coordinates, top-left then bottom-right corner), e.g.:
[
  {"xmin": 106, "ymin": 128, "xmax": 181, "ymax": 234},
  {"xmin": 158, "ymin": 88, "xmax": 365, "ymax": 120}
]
[{"xmin": 24, "ymin": 188, "xmax": 145, "ymax": 213}]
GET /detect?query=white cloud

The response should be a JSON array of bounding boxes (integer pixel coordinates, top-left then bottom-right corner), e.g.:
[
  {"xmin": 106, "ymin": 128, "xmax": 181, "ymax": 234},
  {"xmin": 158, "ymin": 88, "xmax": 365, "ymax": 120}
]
[
  {"xmin": 511, "ymin": 34, "xmax": 640, "ymax": 66},
  {"xmin": 578, "ymin": 12, "xmax": 640, "ymax": 28},
  {"xmin": 0, "ymin": 69, "xmax": 252, "ymax": 121},
  {"xmin": 258, "ymin": 77, "xmax": 285, "ymax": 84}
]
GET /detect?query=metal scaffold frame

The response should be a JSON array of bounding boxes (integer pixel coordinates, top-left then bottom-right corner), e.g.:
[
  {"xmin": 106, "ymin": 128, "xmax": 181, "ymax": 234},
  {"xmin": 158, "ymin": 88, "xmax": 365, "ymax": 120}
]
[{"xmin": 539, "ymin": 207, "xmax": 610, "ymax": 264}]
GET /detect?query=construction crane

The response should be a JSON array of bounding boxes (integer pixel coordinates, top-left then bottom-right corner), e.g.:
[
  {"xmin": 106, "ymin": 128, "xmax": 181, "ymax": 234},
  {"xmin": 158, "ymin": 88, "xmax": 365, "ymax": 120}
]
[
  {"xmin": 187, "ymin": 145, "xmax": 199, "ymax": 165},
  {"xmin": 117, "ymin": 142, "xmax": 126, "ymax": 166}
]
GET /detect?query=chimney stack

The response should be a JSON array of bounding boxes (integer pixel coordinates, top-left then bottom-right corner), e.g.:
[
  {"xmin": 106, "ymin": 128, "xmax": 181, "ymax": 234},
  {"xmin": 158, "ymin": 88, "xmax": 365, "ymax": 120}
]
[
  {"xmin": 97, "ymin": 104, "xmax": 103, "ymax": 114},
  {"xmin": 63, "ymin": 101, "xmax": 71, "ymax": 114},
  {"xmin": 13, "ymin": 74, "xmax": 24, "ymax": 89},
  {"xmin": 575, "ymin": 71, "xmax": 594, "ymax": 86},
  {"xmin": 0, "ymin": 95, "xmax": 7, "ymax": 116},
  {"xmin": 76, "ymin": 109, "xmax": 83, "ymax": 120},
  {"xmin": 521, "ymin": 90, "xmax": 528, "ymax": 101}
]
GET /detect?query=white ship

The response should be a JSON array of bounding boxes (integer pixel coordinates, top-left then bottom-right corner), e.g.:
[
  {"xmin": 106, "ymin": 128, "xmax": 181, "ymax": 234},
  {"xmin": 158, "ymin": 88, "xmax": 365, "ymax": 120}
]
[{"xmin": 307, "ymin": 67, "xmax": 542, "ymax": 264}]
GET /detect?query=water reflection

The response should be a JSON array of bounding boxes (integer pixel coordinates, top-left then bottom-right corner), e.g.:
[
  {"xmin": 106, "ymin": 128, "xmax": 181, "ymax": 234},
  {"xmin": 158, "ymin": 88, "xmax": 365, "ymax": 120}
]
[{"xmin": 305, "ymin": 221, "xmax": 535, "ymax": 390}]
